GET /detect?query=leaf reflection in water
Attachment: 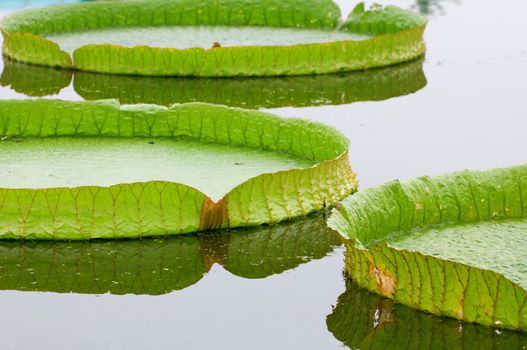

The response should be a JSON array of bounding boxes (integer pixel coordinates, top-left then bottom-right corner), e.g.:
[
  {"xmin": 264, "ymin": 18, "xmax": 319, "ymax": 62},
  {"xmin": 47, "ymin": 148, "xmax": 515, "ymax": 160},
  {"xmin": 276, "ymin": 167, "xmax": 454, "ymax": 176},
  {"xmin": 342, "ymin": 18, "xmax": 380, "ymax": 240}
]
[{"xmin": 0, "ymin": 213, "xmax": 340, "ymax": 295}]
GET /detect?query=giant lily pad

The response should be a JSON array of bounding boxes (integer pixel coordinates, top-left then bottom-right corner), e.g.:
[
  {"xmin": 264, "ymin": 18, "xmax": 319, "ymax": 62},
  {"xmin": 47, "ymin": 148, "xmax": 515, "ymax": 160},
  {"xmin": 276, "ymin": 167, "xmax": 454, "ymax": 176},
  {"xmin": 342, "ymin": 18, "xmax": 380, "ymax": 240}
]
[
  {"xmin": 0, "ymin": 99, "xmax": 356, "ymax": 240},
  {"xmin": 0, "ymin": 213, "xmax": 340, "ymax": 294},
  {"xmin": 0, "ymin": 0, "xmax": 427, "ymax": 77},
  {"xmin": 327, "ymin": 280, "xmax": 527, "ymax": 350},
  {"xmin": 0, "ymin": 57, "xmax": 427, "ymax": 108},
  {"xmin": 328, "ymin": 165, "xmax": 527, "ymax": 332}
]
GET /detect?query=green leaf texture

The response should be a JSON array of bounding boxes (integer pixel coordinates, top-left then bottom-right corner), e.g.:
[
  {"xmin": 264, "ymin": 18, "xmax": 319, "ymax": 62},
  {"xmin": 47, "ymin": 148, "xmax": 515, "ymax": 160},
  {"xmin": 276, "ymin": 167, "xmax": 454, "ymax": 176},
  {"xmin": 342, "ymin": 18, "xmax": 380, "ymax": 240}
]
[
  {"xmin": 328, "ymin": 165, "xmax": 527, "ymax": 331},
  {"xmin": 0, "ymin": 213, "xmax": 340, "ymax": 294},
  {"xmin": 1, "ymin": 57, "xmax": 427, "ymax": 108},
  {"xmin": 0, "ymin": 0, "xmax": 427, "ymax": 76},
  {"xmin": 0, "ymin": 99, "xmax": 356, "ymax": 240},
  {"xmin": 327, "ymin": 280, "xmax": 527, "ymax": 350},
  {"xmin": 342, "ymin": 2, "xmax": 428, "ymax": 34}
]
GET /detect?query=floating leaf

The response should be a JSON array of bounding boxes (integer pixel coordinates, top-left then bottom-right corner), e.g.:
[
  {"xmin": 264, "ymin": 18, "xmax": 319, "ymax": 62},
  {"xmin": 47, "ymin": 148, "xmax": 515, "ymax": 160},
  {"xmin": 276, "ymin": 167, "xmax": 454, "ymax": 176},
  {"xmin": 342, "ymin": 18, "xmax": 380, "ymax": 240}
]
[
  {"xmin": 327, "ymin": 280, "xmax": 527, "ymax": 350},
  {"xmin": 0, "ymin": 213, "xmax": 339, "ymax": 294},
  {"xmin": 0, "ymin": 99, "xmax": 356, "ymax": 240},
  {"xmin": 328, "ymin": 165, "xmax": 527, "ymax": 332},
  {"xmin": 342, "ymin": 2, "xmax": 428, "ymax": 34},
  {"xmin": 0, "ymin": 57, "xmax": 426, "ymax": 108},
  {"xmin": 0, "ymin": 0, "xmax": 427, "ymax": 76}
]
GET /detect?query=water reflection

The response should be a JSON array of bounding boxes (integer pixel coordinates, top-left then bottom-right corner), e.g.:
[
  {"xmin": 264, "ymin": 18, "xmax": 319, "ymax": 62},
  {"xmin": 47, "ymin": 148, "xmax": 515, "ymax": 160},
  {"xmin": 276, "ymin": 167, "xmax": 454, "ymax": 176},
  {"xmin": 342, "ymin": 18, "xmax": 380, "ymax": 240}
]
[
  {"xmin": 0, "ymin": 58, "xmax": 426, "ymax": 108},
  {"xmin": 327, "ymin": 280, "xmax": 527, "ymax": 350},
  {"xmin": 0, "ymin": 213, "xmax": 339, "ymax": 295},
  {"xmin": 0, "ymin": 62, "xmax": 71, "ymax": 97}
]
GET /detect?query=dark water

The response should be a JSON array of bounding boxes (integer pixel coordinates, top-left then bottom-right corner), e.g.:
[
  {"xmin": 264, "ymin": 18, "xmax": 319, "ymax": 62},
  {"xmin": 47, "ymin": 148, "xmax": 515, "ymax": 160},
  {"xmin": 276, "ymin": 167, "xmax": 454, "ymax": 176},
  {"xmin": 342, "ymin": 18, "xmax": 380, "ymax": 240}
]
[{"xmin": 0, "ymin": 0, "xmax": 526, "ymax": 349}]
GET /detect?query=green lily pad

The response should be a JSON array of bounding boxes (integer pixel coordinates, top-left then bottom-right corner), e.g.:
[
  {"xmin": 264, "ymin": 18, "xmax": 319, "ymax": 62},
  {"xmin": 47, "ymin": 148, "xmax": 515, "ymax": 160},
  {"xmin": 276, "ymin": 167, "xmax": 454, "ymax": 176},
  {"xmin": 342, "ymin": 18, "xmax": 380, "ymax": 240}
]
[
  {"xmin": 1, "ymin": 57, "xmax": 427, "ymax": 108},
  {"xmin": 327, "ymin": 280, "xmax": 527, "ymax": 350},
  {"xmin": 328, "ymin": 165, "xmax": 527, "ymax": 332},
  {"xmin": 0, "ymin": 0, "xmax": 427, "ymax": 76},
  {"xmin": 0, "ymin": 99, "xmax": 356, "ymax": 240},
  {"xmin": 0, "ymin": 213, "xmax": 339, "ymax": 295}
]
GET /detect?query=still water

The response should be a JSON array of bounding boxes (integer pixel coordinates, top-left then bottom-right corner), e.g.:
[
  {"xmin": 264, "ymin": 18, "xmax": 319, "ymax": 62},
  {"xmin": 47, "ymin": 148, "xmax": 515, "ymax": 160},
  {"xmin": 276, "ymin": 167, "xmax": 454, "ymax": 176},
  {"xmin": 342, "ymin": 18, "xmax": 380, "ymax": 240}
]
[{"xmin": 0, "ymin": 0, "xmax": 526, "ymax": 349}]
